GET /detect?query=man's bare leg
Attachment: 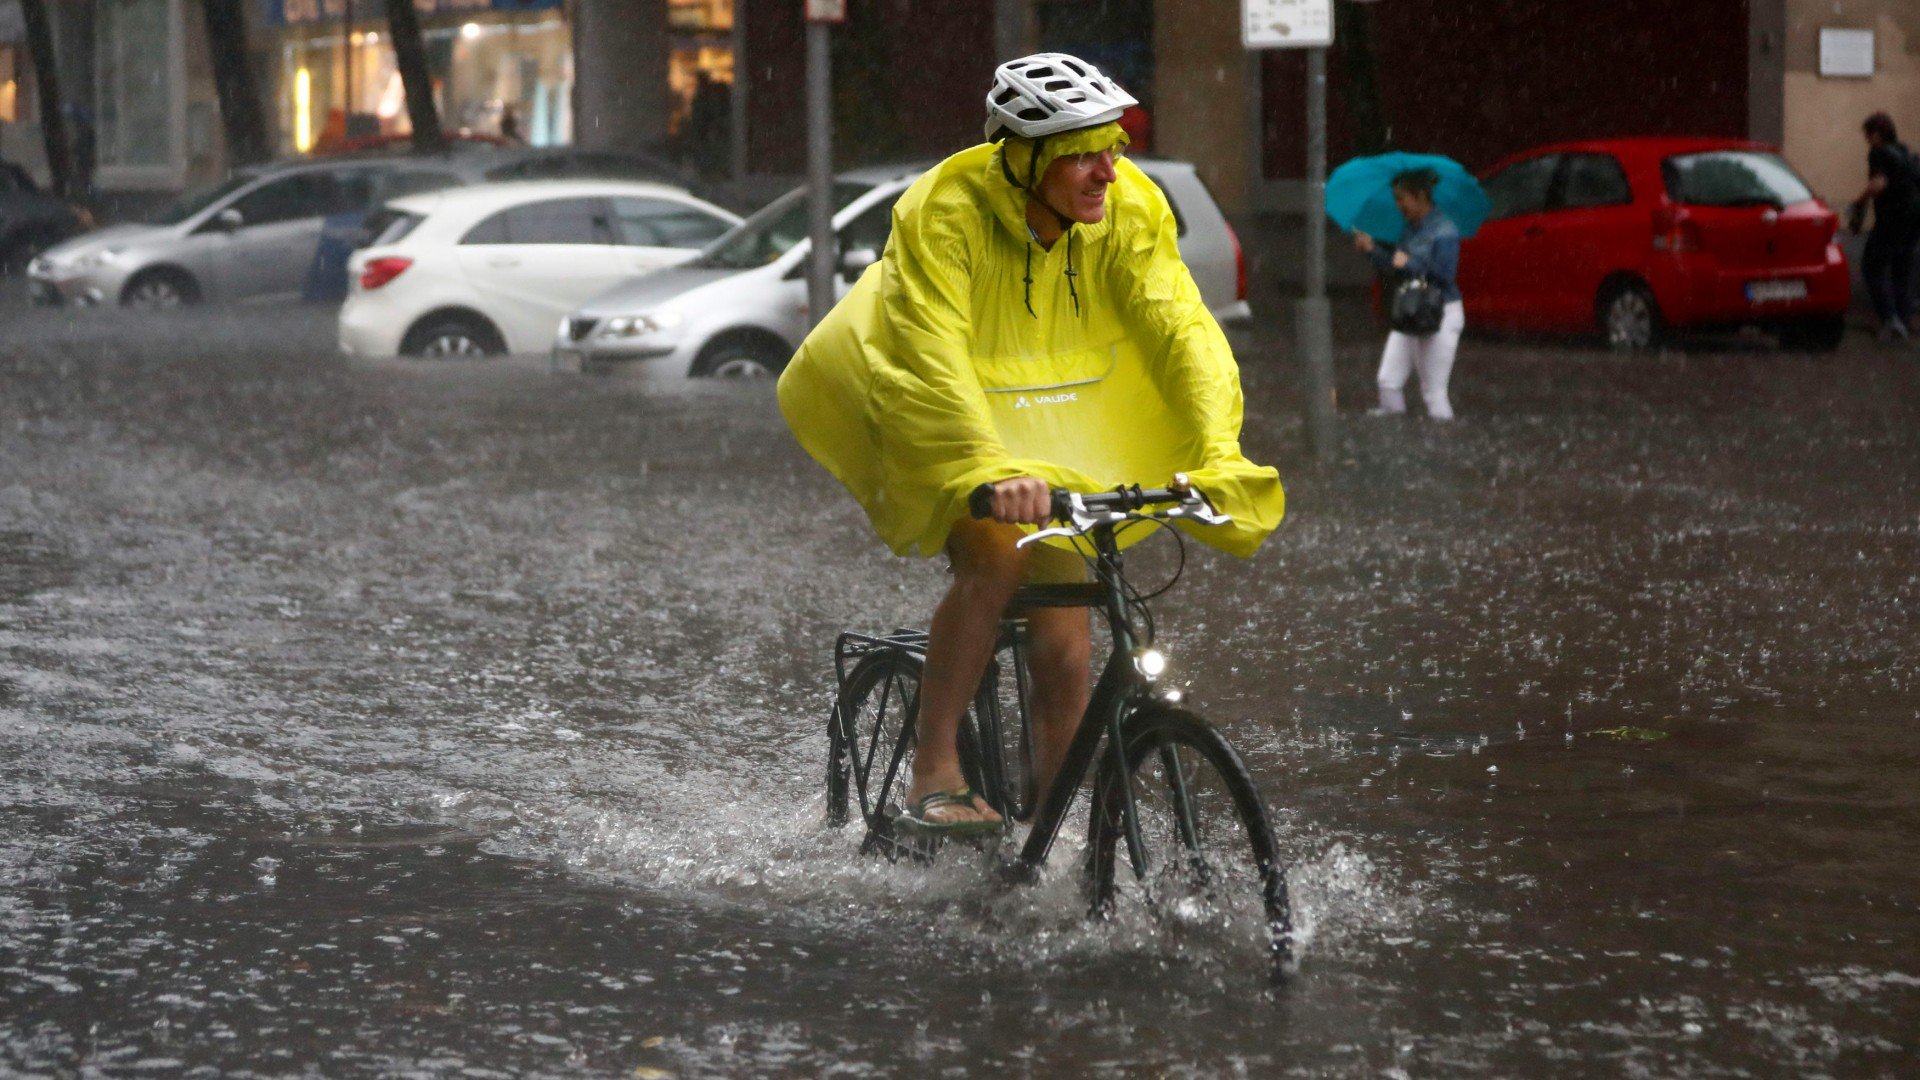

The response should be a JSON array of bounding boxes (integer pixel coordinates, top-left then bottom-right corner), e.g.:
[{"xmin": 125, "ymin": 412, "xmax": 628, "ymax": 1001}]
[
  {"xmin": 907, "ymin": 518, "xmax": 1027, "ymax": 825},
  {"xmin": 1020, "ymin": 604, "xmax": 1091, "ymax": 819}
]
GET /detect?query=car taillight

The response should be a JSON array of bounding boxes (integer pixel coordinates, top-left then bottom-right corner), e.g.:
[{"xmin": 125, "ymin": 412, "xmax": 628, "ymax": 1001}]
[
  {"xmin": 1227, "ymin": 221, "xmax": 1247, "ymax": 302},
  {"xmin": 359, "ymin": 256, "xmax": 413, "ymax": 290},
  {"xmin": 1651, "ymin": 206, "xmax": 1700, "ymax": 253}
]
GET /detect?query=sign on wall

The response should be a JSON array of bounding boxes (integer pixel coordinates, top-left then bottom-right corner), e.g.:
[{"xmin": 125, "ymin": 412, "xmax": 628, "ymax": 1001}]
[
  {"xmin": 1818, "ymin": 28, "xmax": 1875, "ymax": 78},
  {"xmin": 1243, "ymin": 0, "xmax": 1333, "ymax": 49}
]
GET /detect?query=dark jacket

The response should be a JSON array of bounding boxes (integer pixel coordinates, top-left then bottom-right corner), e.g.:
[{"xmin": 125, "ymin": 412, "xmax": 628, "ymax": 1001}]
[
  {"xmin": 1868, "ymin": 142, "xmax": 1920, "ymax": 233},
  {"xmin": 1369, "ymin": 209, "xmax": 1461, "ymax": 303}
]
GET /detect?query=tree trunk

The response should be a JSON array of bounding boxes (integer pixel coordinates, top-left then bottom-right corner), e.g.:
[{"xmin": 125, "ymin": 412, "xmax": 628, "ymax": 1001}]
[
  {"xmin": 18, "ymin": 0, "xmax": 73, "ymax": 199},
  {"xmin": 199, "ymin": 0, "xmax": 270, "ymax": 164},
  {"xmin": 572, "ymin": 0, "xmax": 669, "ymax": 155},
  {"xmin": 383, "ymin": 0, "xmax": 444, "ymax": 153},
  {"xmin": 1335, "ymin": 0, "xmax": 1389, "ymax": 156}
]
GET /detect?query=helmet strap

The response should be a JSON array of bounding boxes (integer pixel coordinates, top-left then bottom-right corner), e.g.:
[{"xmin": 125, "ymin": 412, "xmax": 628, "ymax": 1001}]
[{"xmin": 1004, "ymin": 133, "xmax": 1077, "ymax": 236}]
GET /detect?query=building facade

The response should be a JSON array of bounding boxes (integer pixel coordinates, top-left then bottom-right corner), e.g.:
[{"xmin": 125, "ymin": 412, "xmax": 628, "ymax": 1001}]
[
  {"xmin": 261, "ymin": 0, "xmax": 574, "ymax": 153},
  {"xmin": 8, "ymin": 1, "xmax": 1905, "ymax": 225},
  {"xmin": 0, "ymin": 0, "xmax": 228, "ymax": 203},
  {"xmin": 1781, "ymin": 0, "xmax": 1920, "ymax": 207}
]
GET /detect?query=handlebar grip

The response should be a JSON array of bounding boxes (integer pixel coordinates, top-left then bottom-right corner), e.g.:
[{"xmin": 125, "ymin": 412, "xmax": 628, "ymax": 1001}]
[{"xmin": 968, "ymin": 483, "xmax": 996, "ymax": 520}]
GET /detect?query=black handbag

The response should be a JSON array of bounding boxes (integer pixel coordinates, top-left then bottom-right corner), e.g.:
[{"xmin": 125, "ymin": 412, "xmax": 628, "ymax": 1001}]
[{"xmin": 1389, "ymin": 275, "xmax": 1447, "ymax": 336}]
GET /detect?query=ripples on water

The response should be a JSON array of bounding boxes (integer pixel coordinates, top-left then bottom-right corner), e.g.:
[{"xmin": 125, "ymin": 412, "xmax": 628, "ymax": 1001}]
[{"xmin": 1, "ymin": 306, "xmax": 1916, "ymax": 1074}]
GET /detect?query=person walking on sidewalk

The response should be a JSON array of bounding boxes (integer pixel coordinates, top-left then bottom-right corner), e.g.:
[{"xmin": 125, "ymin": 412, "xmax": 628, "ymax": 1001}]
[
  {"xmin": 1353, "ymin": 168, "xmax": 1465, "ymax": 420},
  {"xmin": 1851, "ymin": 111, "xmax": 1920, "ymax": 342}
]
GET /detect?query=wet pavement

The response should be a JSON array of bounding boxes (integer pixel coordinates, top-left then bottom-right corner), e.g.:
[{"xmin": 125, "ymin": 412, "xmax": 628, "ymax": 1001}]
[{"xmin": 1, "ymin": 299, "xmax": 1916, "ymax": 1077}]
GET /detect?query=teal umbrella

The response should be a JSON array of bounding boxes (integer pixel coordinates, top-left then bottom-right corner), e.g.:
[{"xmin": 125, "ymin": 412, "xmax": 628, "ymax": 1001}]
[{"xmin": 1325, "ymin": 152, "xmax": 1490, "ymax": 245}]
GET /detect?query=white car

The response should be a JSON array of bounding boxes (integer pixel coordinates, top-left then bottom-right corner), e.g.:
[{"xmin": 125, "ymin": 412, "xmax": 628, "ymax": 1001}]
[
  {"xmin": 338, "ymin": 180, "xmax": 743, "ymax": 358},
  {"xmin": 552, "ymin": 159, "xmax": 1251, "ymax": 379}
]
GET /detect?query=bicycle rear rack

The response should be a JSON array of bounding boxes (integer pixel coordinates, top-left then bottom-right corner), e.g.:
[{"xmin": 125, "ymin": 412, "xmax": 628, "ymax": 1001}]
[{"xmin": 833, "ymin": 628, "xmax": 929, "ymax": 687}]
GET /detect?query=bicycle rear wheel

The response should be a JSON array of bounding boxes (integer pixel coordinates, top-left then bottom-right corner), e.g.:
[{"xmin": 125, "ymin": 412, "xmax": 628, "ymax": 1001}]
[
  {"xmin": 827, "ymin": 648, "xmax": 990, "ymax": 839},
  {"xmin": 1087, "ymin": 704, "xmax": 1292, "ymax": 979}
]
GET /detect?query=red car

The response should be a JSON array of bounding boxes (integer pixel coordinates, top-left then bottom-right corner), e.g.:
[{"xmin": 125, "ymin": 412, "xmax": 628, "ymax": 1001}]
[{"xmin": 1459, "ymin": 137, "xmax": 1849, "ymax": 351}]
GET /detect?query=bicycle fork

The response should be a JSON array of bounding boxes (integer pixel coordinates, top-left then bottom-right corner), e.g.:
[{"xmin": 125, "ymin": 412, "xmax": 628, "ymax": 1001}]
[{"xmin": 1004, "ymin": 648, "xmax": 1147, "ymax": 883}]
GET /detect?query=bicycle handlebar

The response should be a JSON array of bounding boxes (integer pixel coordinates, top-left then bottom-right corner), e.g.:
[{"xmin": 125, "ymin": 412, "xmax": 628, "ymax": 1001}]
[{"xmin": 967, "ymin": 475, "xmax": 1228, "ymax": 530}]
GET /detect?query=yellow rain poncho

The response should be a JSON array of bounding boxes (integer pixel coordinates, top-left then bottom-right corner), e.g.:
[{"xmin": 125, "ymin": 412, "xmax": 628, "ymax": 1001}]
[{"xmin": 777, "ymin": 124, "xmax": 1283, "ymax": 559}]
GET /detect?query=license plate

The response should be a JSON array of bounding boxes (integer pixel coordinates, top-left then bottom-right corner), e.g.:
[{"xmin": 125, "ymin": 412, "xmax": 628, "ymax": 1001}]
[{"xmin": 1746, "ymin": 279, "xmax": 1807, "ymax": 303}]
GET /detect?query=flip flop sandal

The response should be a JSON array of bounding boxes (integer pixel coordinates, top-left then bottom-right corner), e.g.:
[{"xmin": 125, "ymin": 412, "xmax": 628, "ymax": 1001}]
[{"xmin": 899, "ymin": 786, "xmax": 1002, "ymax": 838}]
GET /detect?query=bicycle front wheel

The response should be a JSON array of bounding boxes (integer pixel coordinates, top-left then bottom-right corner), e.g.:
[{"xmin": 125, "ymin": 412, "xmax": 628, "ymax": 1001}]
[{"xmin": 1087, "ymin": 704, "xmax": 1292, "ymax": 978}]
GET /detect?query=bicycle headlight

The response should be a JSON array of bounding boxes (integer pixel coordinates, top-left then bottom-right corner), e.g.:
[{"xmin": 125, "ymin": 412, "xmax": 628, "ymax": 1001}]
[{"xmin": 1135, "ymin": 647, "xmax": 1168, "ymax": 681}]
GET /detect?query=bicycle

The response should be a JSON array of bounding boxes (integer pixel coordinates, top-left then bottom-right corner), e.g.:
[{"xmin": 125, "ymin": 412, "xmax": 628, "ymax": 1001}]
[{"xmin": 823, "ymin": 476, "xmax": 1293, "ymax": 980}]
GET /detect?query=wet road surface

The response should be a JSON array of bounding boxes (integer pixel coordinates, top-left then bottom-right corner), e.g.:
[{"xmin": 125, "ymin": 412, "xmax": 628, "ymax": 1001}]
[{"xmin": 1, "ymin": 301, "xmax": 1917, "ymax": 1076}]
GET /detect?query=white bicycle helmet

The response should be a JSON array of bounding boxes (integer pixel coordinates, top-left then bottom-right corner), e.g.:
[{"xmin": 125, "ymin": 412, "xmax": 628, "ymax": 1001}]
[{"xmin": 984, "ymin": 52, "xmax": 1138, "ymax": 141}]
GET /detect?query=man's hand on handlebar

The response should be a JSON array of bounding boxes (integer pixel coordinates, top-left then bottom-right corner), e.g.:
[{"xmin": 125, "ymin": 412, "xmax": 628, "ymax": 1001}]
[{"xmin": 981, "ymin": 476, "xmax": 1052, "ymax": 525}]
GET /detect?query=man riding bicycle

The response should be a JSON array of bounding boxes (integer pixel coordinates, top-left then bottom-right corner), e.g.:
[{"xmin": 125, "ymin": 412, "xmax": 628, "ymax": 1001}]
[{"xmin": 779, "ymin": 53, "xmax": 1284, "ymax": 836}]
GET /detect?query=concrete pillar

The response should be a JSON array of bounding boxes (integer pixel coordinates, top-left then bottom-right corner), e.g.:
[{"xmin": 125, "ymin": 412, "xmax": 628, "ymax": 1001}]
[
  {"xmin": 573, "ymin": 0, "xmax": 669, "ymax": 153},
  {"xmin": 1153, "ymin": 0, "xmax": 1249, "ymax": 213},
  {"xmin": 1750, "ymin": 0, "xmax": 1786, "ymax": 145},
  {"xmin": 994, "ymin": 0, "xmax": 1031, "ymax": 62}
]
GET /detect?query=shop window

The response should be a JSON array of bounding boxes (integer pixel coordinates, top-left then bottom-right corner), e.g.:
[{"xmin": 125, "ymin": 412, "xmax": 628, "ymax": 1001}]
[
  {"xmin": 0, "ymin": 46, "xmax": 20, "ymax": 124},
  {"xmin": 609, "ymin": 197, "xmax": 732, "ymax": 249},
  {"xmin": 96, "ymin": 0, "xmax": 175, "ymax": 169},
  {"xmin": 667, "ymin": 0, "xmax": 734, "ymax": 144}
]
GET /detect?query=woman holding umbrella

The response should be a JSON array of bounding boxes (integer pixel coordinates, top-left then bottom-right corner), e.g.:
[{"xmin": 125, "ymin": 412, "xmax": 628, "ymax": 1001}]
[
  {"xmin": 1327, "ymin": 152, "xmax": 1487, "ymax": 422},
  {"xmin": 1352, "ymin": 167, "xmax": 1465, "ymax": 420}
]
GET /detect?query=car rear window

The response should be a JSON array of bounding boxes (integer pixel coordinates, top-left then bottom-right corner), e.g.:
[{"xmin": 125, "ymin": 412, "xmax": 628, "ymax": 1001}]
[
  {"xmin": 461, "ymin": 198, "xmax": 616, "ymax": 245},
  {"xmin": 1663, "ymin": 152, "xmax": 1813, "ymax": 208},
  {"xmin": 365, "ymin": 208, "xmax": 424, "ymax": 247}
]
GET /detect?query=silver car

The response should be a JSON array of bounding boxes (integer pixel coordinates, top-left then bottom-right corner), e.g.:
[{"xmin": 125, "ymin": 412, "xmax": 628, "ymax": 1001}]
[
  {"xmin": 553, "ymin": 158, "xmax": 1251, "ymax": 378},
  {"xmin": 26, "ymin": 158, "xmax": 488, "ymax": 308}
]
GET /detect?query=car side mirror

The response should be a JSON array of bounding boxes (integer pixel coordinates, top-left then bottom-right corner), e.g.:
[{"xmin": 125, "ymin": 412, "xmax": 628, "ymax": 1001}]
[
  {"xmin": 214, "ymin": 207, "xmax": 244, "ymax": 232},
  {"xmin": 839, "ymin": 247, "xmax": 878, "ymax": 282}
]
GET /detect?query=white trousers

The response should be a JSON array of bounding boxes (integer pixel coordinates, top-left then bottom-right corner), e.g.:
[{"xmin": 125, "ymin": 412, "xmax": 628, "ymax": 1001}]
[{"xmin": 1376, "ymin": 300, "xmax": 1466, "ymax": 420}]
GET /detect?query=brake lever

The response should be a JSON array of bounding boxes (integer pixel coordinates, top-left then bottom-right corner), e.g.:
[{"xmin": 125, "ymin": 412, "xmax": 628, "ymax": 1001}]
[
  {"xmin": 1160, "ymin": 502, "xmax": 1232, "ymax": 527},
  {"xmin": 1015, "ymin": 526, "xmax": 1081, "ymax": 549}
]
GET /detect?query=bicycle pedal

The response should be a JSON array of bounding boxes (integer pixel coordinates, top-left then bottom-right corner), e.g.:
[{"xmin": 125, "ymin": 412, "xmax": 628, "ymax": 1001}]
[{"xmin": 863, "ymin": 812, "xmax": 942, "ymax": 863}]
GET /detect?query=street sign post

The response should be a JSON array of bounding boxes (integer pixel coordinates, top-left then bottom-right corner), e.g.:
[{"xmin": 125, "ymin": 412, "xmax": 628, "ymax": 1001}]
[
  {"xmin": 1245, "ymin": 0, "xmax": 1337, "ymax": 459},
  {"xmin": 804, "ymin": 1, "xmax": 842, "ymax": 325}
]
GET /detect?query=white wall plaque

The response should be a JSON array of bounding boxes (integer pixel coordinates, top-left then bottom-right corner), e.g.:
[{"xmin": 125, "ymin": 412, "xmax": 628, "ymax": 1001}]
[
  {"xmin": 1244, "ymin": 0, "xmax": 1334, "ymax": 50},
  {"xmin": 1819, "ymin": 28, "xmax": 1875, "ymax": 78},
  {"xmin": 806, "ymin": 0, "xmax": 846, "ymax": 24}
]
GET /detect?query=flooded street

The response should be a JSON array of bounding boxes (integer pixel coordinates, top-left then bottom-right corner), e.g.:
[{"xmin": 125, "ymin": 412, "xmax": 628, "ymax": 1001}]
[{"xmin": 2, "ymin": 301, "xmax": 1916, "ymax": 1077}]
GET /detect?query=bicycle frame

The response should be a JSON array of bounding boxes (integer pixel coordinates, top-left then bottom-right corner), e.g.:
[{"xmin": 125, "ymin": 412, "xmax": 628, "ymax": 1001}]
[{"xmin": 1005, "ymin": 521, "xmax": 1157, "ymax": 883}]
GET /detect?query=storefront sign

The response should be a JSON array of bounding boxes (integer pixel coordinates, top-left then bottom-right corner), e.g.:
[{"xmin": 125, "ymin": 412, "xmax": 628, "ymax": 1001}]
[
  {"xmin": 1243, "ymin": 0, "xmax": 1333, "ymax": 49},
  {"xmin": 259, "ymin": 0, "xmax": 559, "ymax": 28},
  {"xmin": 1818, "ymin": 28, "xmax": 1875, "ymax": 78}
]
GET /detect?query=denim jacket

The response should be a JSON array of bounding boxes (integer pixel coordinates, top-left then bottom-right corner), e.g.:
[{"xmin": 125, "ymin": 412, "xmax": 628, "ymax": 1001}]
[{"xmin": 1368, "ymin": 209, "xmax": 1461, "ymax": 303}]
